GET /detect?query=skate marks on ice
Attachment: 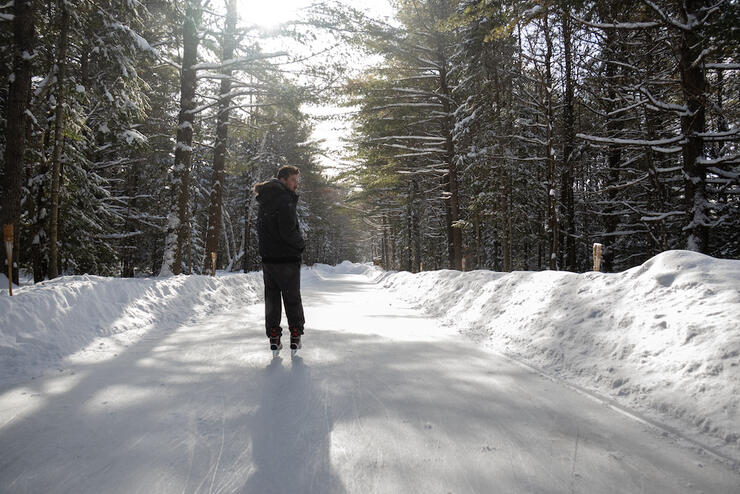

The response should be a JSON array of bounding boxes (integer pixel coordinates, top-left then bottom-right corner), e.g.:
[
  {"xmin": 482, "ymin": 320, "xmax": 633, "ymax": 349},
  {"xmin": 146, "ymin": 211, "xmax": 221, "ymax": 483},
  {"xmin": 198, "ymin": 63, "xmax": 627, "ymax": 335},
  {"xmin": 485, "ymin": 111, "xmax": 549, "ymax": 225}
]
[{"xmin": 300, "ymin": 332, "xmax": 740, "ymax": 494}]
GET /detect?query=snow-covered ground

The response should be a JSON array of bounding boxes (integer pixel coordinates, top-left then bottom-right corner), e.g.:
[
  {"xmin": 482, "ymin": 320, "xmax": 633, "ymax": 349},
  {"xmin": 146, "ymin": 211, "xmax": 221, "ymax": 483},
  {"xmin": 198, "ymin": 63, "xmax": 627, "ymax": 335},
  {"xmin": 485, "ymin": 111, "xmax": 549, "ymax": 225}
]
[
  {"xmin": 0, "ymin": 271, "xmax": 263, "ymax": 385},
  {"xmin": 379, "ymin": 250, "xmax": 740, "ymax": 462},
  {"xmin": 0, "ymin": 254, "xmax": 739, "ymax": 493}
]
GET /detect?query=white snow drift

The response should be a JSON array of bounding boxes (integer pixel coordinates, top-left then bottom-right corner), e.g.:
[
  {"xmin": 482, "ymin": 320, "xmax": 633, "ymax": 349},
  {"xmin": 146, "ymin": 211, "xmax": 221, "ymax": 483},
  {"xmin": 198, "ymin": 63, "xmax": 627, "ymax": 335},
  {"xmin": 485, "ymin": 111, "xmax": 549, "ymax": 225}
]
[
  {"xmin": 378, "ymin": 250, "xmax": 740, "ymax": 456},
  {"xmin": 0, "ymin": 271, "xmax": 263, "ymax": 384}
]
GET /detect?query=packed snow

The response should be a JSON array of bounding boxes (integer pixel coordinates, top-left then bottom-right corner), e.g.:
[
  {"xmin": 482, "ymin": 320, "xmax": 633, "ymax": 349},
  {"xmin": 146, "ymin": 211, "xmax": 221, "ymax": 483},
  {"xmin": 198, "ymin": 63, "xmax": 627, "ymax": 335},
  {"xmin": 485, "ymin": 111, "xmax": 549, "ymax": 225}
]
[{"xmin": 1, "ymin": 252, "xmax": 739, "ymax": 493}]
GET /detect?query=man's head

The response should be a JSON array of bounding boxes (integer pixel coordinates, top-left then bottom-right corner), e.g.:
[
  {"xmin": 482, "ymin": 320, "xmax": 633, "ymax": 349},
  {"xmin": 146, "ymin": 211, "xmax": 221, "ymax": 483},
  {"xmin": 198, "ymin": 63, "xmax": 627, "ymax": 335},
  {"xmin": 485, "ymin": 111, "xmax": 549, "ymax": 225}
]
[{"xmin": 277, "ymin": 165, "xmax": 300, "ymax": 193}]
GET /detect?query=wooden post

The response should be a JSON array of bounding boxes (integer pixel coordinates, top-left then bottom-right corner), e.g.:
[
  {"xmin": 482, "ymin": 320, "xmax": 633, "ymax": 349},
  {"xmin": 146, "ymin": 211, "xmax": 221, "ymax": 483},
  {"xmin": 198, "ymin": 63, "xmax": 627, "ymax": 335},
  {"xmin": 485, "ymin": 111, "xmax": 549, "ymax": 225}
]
[
  {"xmin": 3, "ymin": 224, "xmax": 13, "ymax": 296},
  {"xmin": 593, "ymin": 243, "xmax": 603, "ymax": 272},
  {"xmin": 211, "ymin": 251, "xmax": 217, "ymax": 276}
]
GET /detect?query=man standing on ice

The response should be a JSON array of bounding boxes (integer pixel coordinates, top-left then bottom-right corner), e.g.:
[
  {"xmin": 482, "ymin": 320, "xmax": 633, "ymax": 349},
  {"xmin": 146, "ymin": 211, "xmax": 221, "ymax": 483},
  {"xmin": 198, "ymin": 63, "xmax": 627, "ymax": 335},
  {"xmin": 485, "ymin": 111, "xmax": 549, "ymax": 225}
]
[{"xmin": 253, "ymin": 165, "xmax": 306, "ymax": 355}]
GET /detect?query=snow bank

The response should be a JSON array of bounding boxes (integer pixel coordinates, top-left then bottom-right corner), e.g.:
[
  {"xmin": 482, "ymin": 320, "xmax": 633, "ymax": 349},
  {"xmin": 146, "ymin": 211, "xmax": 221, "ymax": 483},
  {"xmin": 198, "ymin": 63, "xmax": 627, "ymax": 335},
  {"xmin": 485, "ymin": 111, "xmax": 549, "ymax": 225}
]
[
  {"xmin": 309, "ymin": 261, "xmax": 382, "ymax": 279},
  {"xmin": 379, "ymin": 250, "xmax": 740, "ymax": 456},
  {"xmin": 0, "ymin": 272, "xmax": 263, "ymax": 384}
]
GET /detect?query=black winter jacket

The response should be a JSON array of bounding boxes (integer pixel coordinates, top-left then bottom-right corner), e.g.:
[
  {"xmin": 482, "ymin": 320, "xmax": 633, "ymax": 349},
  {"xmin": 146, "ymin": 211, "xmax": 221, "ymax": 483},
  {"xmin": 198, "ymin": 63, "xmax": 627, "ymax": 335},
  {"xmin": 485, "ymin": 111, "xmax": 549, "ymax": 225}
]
[{"xmin": 254, "ymin": 178, "xmax": 305, "ymax": 262}]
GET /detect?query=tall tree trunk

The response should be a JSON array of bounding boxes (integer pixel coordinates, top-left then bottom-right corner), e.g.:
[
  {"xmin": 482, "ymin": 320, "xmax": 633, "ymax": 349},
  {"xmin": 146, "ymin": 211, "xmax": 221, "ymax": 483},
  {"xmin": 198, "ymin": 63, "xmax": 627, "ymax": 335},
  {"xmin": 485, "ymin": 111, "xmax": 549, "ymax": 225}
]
[
  {"xmin": 560, "ymin": 10, "xmax": 576, "ymax": 271},
  {"xmin": 501, "ymin": 168, "xmax": 511, "ymax": 272},
  {"xmin": 390, "ymin": 219, "xmax": 396, "ymax": 270},
  {"xmin": 506, "ymin": 169, "xmax": 513, "ymax": 270},
  {"xmin": 203, "ymin": 0, "xmax": 236, "ymax": 272},
  {"xmin": 32, "ymin": 129, "xmax": 48, "ymax": 282},
  {"xmin": 121, "ymin": 161, "xmax": 140, "ymax": 277},
  {"xmin": 406, "ymin": 181, "xmax": 413, "ymax": 271},
  {"xmin": 48, "ymin": 0, "xmax": 68, "ymax": 279},
  {"xmin": 161, "ymin": 0, "xmax": 200, "ymax": 276},
  {"xmin": 601, "ymin": 26, "xmax": 623, "ymax": 273},
  {"xmin": 412, "ymin": 178, "xmax": 421, "ymax": 272},
  {"xmin": 437, "ymin": 45, "xmax": 462, "ymax": 270},
  {"xmin": 1, "ymin": 0, "xmax": 34, "ymax": 285},
  {"xmin": 243, "ymin": 175, "xmax": 253, "ymax": 273},
  {"xmin": 679, "ymin": 0, "xmax": 708, "ymax": 252},
  {"xmin": 382, "ymin": 215, "xmax": 389, "ymax": 269},
  {"xmin": 543, "ymin": 13, "xmax": 558, "ymax": 270}
]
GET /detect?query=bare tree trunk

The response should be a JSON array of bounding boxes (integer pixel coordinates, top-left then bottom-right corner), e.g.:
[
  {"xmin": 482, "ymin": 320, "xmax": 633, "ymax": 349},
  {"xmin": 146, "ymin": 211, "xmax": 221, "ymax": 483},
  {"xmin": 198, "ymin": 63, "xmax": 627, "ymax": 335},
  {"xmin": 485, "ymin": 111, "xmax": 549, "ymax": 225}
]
[
  {"xmin": 679, "ymin": 0, "xmax": 708, "ymax": 252},
  {"xmin": 438, "ymin": 47, "xmax": 462, "ymax": 270},
  {"xmin": 412, "ymin": 179, "xmax": 421, "ymax": 272},
  {"xmin": 1, "ymin": 0, "xmax": 34, "ymax": 285},
  {"xmin": 203, "ymin": 0, "xmax": 236, "ymax": 272},
  {"xmin": 560, "ymin": 9, "xmax": 576, "ymax": 271},
  {"xmin": 121, "ymin": 161, "xmax": 140, "ymax": 277},
  {"xmin": 406, "ymin": 181, "xmax": 413, "ymax": 271},
  {"xmin": 186, "ymin": 215, "xmax": 193, "ymax": 274},
  {"xmin": 501, "ymin": 168, "xmax": 511, "ymax": 272},
  {"xmin": 161, "ymin": 0, "xmax": 200, "ymax": 276},
  {"xmin": 506, "ymin": 169, "xmax": 512, "ymax": 269},
  {"xmin": 543, "ymin": 13, "xmax": 559, "ymax": 270},
  {"xmin": 390, "ymin": 219, "xmax": 396, "ymax": 270},
  {"xmin": 243, "ymin": 176, "xmax": 253, "ymax": 273},
  {"xmin": 32, "ymin": 129, "xmax": 48, "ymax": 282},
  {"xmin": 382, "ymin": 215, "xmax": 389, "ymax": 269},
  {"xmin": 601, "ymin": 25, "xmax": 623, "ymax": 273},
  {"xmin": 48, "ymin": 0, "xmax": 68, "ymax": 279}
]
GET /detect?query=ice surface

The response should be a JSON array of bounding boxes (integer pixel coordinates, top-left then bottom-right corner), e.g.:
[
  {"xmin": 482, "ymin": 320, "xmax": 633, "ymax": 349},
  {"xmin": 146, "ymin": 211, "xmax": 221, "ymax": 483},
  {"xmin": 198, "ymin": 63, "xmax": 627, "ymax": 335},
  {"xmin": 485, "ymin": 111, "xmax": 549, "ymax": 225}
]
[{"xmin": 0, "ymin": 256, "xmax": 738, "ymax": 493}]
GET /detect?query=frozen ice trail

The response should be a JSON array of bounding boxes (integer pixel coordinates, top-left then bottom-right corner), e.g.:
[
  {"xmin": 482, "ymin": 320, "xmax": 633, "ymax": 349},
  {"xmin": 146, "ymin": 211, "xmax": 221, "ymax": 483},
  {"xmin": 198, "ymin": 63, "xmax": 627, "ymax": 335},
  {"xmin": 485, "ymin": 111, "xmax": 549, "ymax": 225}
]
[{"xmin": 0, "ymin": 267, "xmax": 738, "ymax": 493}]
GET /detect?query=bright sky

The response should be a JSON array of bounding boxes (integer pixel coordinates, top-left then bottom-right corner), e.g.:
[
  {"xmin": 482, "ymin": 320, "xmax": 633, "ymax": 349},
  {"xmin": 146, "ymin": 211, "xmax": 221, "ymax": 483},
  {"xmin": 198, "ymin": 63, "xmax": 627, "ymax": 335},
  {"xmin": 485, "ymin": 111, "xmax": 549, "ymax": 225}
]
[
  {"xmin": 237, "ymin": 0, "xmax": 395, "ymax": 28},
  {"xmin": 236, "ymin": 0, "xmax": 397, "ymax": 178}
]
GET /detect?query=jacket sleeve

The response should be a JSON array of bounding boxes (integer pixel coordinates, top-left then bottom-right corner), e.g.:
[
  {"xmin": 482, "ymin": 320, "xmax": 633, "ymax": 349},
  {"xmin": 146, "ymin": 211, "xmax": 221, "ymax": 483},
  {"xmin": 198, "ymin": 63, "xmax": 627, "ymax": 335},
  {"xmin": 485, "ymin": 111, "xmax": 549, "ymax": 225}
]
[{"xmin": 277, "ymin": 198, "xmax": 305, "ymax": 252}]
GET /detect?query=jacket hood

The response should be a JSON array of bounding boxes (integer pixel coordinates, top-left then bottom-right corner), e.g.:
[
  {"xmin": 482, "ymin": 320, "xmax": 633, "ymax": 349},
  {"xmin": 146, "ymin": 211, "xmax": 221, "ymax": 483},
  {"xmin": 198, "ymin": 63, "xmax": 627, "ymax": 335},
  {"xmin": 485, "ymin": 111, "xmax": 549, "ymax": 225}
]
[{"xmin": 254, "ymin": 178, "xmax": 299, "ymax": 206}]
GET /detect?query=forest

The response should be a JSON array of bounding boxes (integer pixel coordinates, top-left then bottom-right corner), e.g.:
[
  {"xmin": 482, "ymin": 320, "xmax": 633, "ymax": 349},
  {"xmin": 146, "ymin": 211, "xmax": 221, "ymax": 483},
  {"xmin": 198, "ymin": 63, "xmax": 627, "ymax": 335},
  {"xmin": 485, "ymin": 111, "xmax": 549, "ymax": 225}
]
[{"xmin": 1, "ymin": 0, "xmax": 738, "ymax": 283}]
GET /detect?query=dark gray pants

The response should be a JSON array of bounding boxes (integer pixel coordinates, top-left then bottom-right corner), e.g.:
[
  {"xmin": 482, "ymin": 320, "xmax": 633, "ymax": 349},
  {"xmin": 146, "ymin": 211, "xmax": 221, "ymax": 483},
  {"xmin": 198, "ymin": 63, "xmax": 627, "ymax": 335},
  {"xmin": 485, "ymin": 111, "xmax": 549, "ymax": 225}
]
[{"xmin": 262, "ymin": 261, "xmax": 305, "ymax": 337}]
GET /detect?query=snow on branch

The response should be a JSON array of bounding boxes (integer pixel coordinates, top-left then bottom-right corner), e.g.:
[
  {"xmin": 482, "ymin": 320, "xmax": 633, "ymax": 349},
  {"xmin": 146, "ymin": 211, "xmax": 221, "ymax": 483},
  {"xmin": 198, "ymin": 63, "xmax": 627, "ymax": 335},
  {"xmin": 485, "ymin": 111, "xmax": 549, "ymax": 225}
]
[
  {"xmin": 387, "ymin": 87, "xmax": 454, "ymax": 104},
  {"xmin": 416, "ymin": 57, "xmax": 440, "ymax": 69},
  {"xmin": 384, "ymin": 143, "xmax": 446, "ymax": 153},
  {"xmin": 705, "ymin": 63, "xmax": 740, "ymax": 70},
  {"xmin": 370, "ymin": 136, "xmax": 445, "ymax": 142},
  {"xmin": 707, "ymin": 167, "xmax": 740, "ymax": 180},
  {"xmin": 642, "ymin": 0, "xmax": 692, "ymax": 31},
  {"xmin": 697, "ymin": 129, "xmax": 739, "ymax": 141},
  {"xmin": 640, "ymin": 211, "xmax": 684, "ymax": 221},
  {"xmin": 191, "ymin": 52, "xmax": 288, "ymax": 71},
  {"xmin": 643, "ymin": 0, "xmax": 725, "ymax": 31},
  {"xmin": 571, "ymin": 15, "xmax": 660, "ymax": 30},
  {"xmin": 640, "ymin": 87, "xmax": 689, "ymax": 115},
  {"xmin": 369, "ymin": 103, "xmax": 444, "ymax": 111},
  {"xmin": 698, "ymin": 153, "xmax": 739, "ymax": 166},
  {"xmin": 96, "ymin": 231, "xmax": 144, "ymax": 240},
  {"xmin": 576, "ymin": 133, "xmax": 684, "ymax": 146}
]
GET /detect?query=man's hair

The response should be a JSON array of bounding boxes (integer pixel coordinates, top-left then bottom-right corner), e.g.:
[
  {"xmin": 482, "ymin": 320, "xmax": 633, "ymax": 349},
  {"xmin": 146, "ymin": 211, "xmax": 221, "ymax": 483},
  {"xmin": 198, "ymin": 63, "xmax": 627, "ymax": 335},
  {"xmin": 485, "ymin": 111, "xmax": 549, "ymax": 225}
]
[{"xmin": 277, "ymin": 165, "xmax": 300, "ymax": 180}]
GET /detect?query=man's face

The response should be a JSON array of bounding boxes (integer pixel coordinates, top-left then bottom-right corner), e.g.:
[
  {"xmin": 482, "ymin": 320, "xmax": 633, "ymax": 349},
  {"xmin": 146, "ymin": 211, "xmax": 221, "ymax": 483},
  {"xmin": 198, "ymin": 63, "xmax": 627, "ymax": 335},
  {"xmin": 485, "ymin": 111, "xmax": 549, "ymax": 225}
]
[{"xmin": 281, "ymin": 173, "xmax": 299, "ymax": 193}]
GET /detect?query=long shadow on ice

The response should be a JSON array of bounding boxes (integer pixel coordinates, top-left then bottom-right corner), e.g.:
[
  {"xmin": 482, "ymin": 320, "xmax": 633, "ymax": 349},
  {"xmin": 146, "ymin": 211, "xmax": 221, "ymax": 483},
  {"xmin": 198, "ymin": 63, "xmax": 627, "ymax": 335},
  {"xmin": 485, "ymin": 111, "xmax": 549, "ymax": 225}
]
[{"xmin": 239, "ymin": 355, "xmax": 345, "ymax": 494}]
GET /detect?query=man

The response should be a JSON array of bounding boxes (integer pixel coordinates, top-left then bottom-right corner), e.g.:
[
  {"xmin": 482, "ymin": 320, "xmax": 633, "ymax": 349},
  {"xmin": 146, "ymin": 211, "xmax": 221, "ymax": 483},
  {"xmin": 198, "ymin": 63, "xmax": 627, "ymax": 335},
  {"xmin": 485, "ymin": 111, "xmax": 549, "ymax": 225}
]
[{"xmin": 253, "ymin": 165, "xmax": 306, "ymax": 355}]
